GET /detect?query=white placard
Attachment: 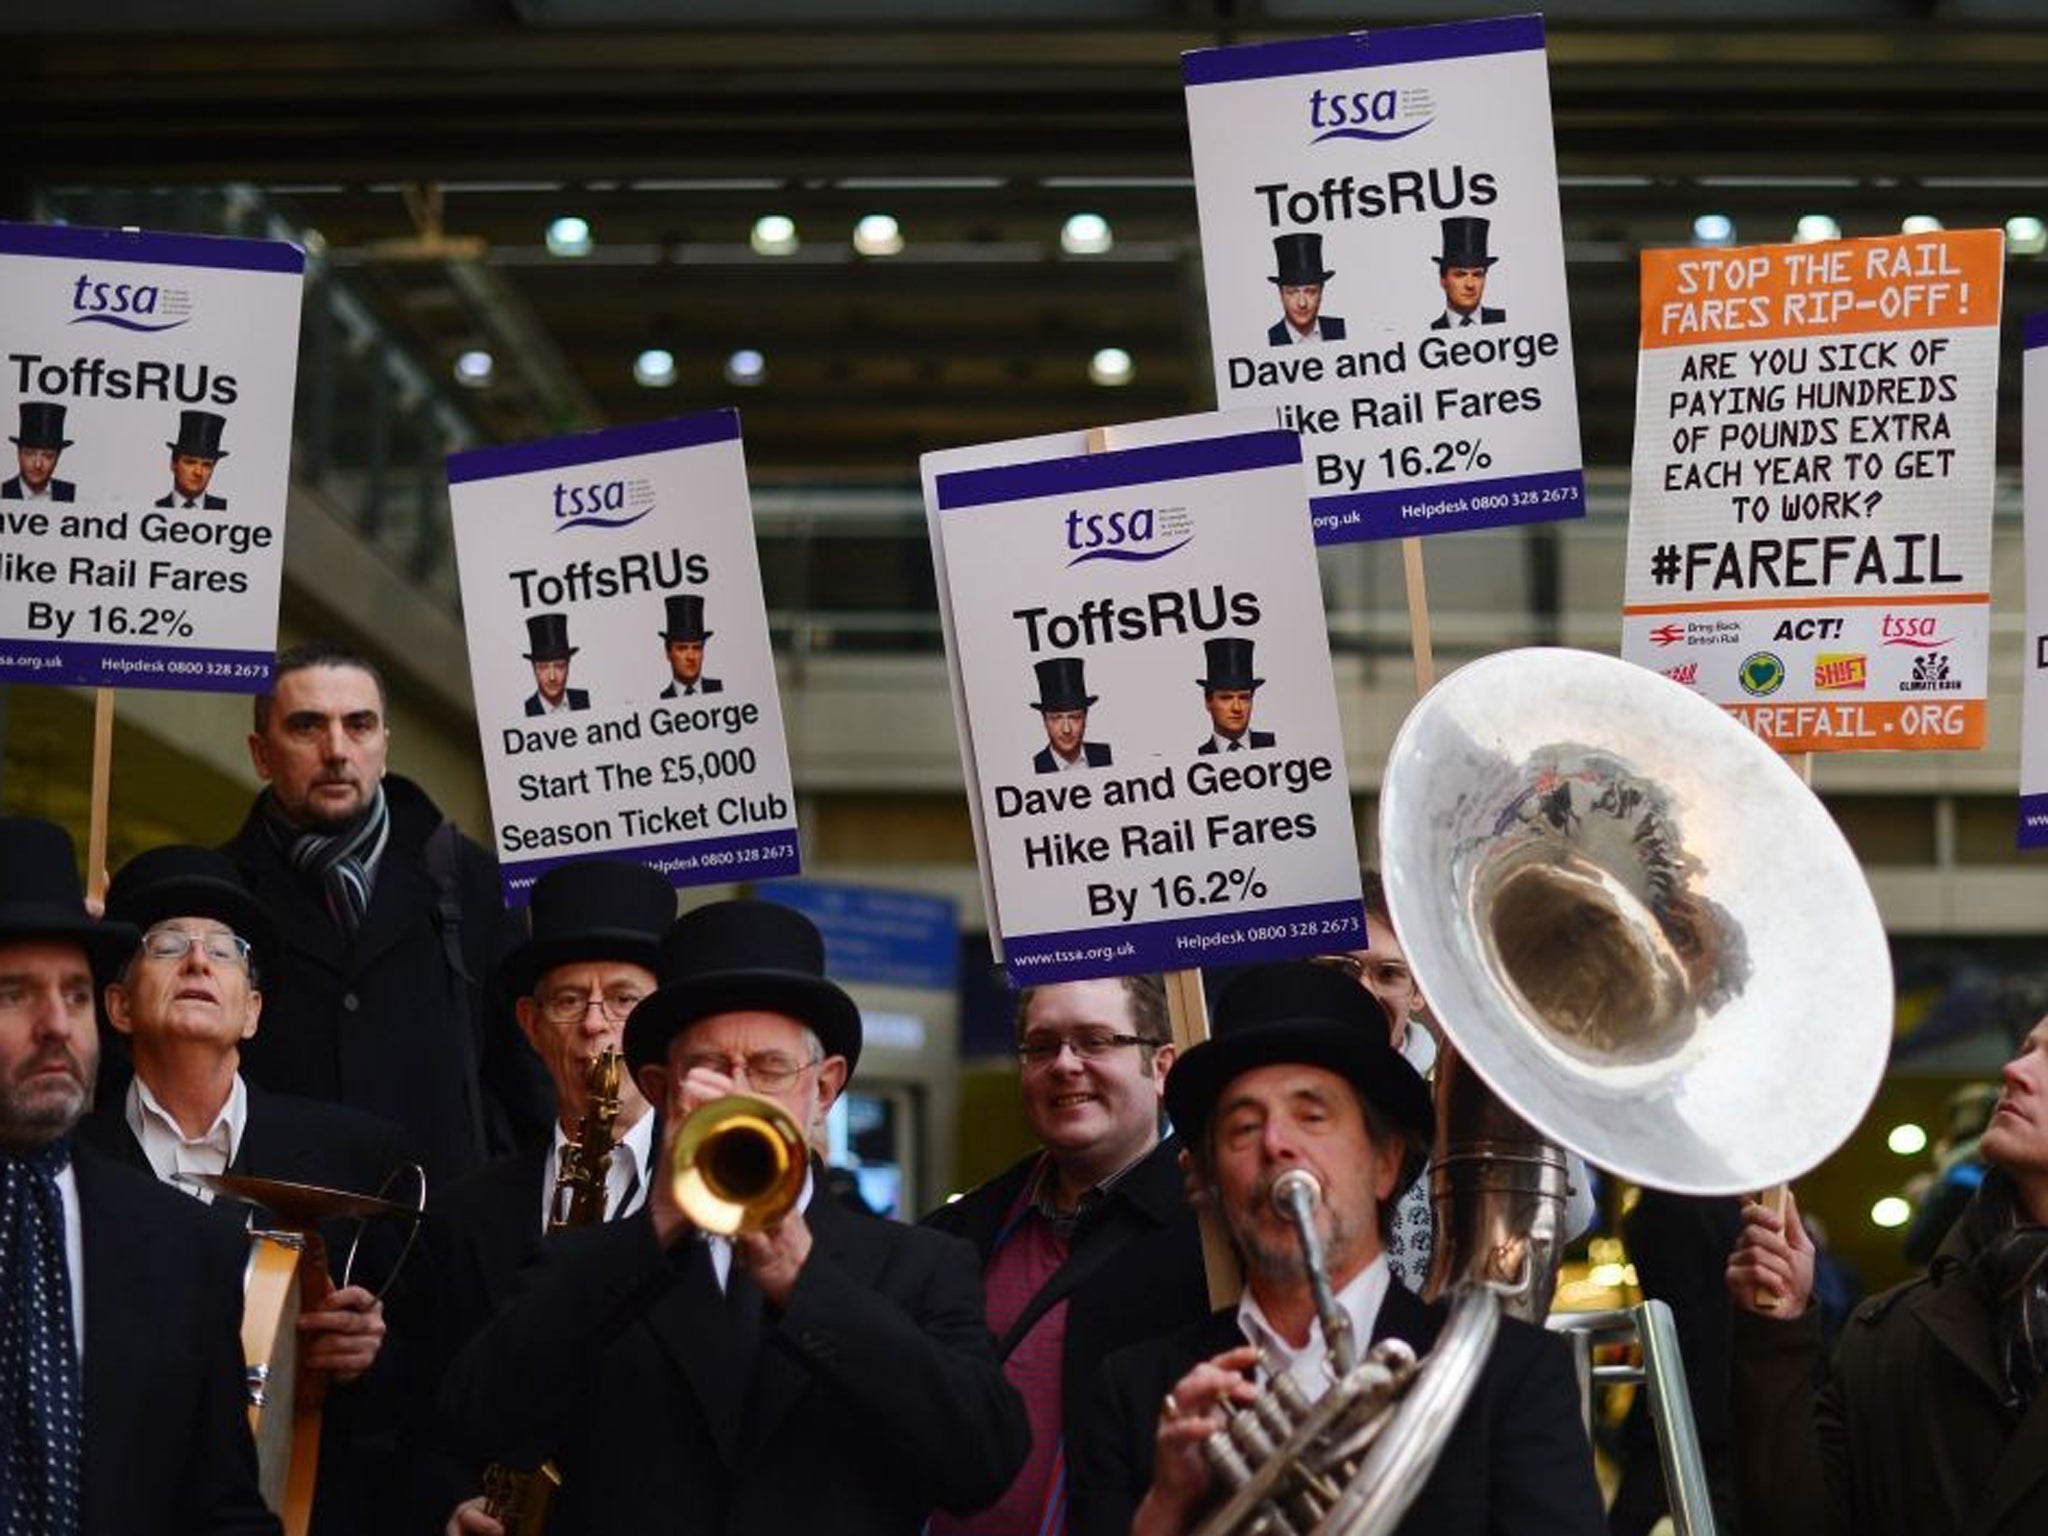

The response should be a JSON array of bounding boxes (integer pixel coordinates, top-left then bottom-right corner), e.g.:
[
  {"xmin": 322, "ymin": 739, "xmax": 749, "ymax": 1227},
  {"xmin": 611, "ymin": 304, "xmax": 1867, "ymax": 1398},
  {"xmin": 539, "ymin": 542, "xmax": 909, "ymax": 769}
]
[
  {"xmin": 1183, "ymin": 15, "xmax": 1583, "ymax": 544},
  {"xmin": 0, "ymin": 222, "xmax": 303, "ymax": 691},
  {"xmin": 2022, "ymin": 315, "xmax": 2048, "ymax": 846},
  {"xmin": 923, "ymin": 412, "xmax": 1363, "ymax": 985},
  {"xmin": 447, "ymin": 410, "xmax": 799, "ymax": 903}
]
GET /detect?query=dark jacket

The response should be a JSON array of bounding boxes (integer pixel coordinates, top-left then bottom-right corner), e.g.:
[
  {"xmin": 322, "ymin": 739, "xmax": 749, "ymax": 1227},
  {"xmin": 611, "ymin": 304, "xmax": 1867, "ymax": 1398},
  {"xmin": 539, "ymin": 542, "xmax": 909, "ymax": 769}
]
[
  {"xmin": 1072, "ymin": 1280, "xmax": 1606, "ymax": 1536},
  {"xmin": 522, "ymin": 689, "xmax": 589, "ymax": 716},
  {"xmin": 921, "ymin": 1137, "xmax": 1210, "ymax": 1491},
  {"xmin": 3, "ymin": 475, "xmax": 75, "ymax": 500},
  {"xmin": 77, "ymin": 1082, "xmax": 413, "ymax": 1536},
  {"xmin": 1268, "ymin": 316, "xmax": 1346, "ymax": 345},
  {"xmin": 441, "ymin": 1189, "xmax": 1030, "ymax": 1535},
  {"xmin": 1731, "ymin": 1183, "xmax": 2048, "ymax": 1536},
  {"xmin": 1432, "ymin": 307, "xmax": 1506, "ymax": 329},
  {"xmin": 72, "ymin": 1141, "xmax": 280, "ymax": 1536},
  {"xmin": 155, "ymin": 491, "xmax": 228, "ymax": 509},
  {"xmin": 1198, "ymin": 731, "xmax": 1275, "ymax": 754},
  {"xmin": 221, "ymin": 774, "xmax": 546, "ymax": 1186},
  {"xmin": 1033, "ymin": 742, "xmax": 1112, "ymax": 774},
  {"xmin": 660, "ymin": 677, "xmax": 723, "ymax": 697}
]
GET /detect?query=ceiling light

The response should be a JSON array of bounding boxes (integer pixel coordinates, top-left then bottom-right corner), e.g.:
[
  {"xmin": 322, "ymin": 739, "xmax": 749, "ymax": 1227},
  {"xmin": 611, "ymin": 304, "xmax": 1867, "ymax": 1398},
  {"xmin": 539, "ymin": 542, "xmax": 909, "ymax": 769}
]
[
  {"xmin": 1870, "ymin": 1196, "xmax": 1912, "ymax": 1229},
  {"xmin": 1691, "ymin": 213, "xmax": 1734, "ymax": 247},
  {"xmin": 751, "ymin": 214, "xmax": 799, "ymax": 257},
  {"xmin": 1900, "ymin": 215, "xmax": 1944, "ymax": 235},
  {"xmin": 1794, "ymin": 214, "xmax": 1841, "ymax": 244},
  {"xmin": 633, "ymin": 348, "xmax": 677, "ymax": 388},
  {"xmin": 452, "ymin": 350, "xmax": 494, "ymax": 388},
  {"xmin": 546, "ymin": 216, "xmax": 593, "ymax": 258},
  {"xmin": 1886, "ymin": 1122, "xmax": 1928, "ymax": 1156},
  {"xmin": 1061, "ymin": 212, "xmax": 1114, "ymax": 256},
  {"xmin": 2007, "ymin": 215, "xmax": 2048, "ymax": 255},
  {"xmin": 724, "ymin": 349, "xmax": 766, "ymax": 386},
  {"xmin": 1089, "ymin": 347, "xmax": 1134, "ymax": 388},
  {"xmin": 853, "ymin": 213, "xmax": 903, "ymax": 257}
]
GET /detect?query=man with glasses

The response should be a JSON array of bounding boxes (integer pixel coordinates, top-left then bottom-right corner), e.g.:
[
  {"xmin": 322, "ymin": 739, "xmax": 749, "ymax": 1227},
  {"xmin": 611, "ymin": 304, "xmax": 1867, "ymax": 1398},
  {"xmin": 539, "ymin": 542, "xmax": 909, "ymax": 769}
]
[
  {"xmin": 924, "ymin": 974, "xmax": 1209, "ymax": 1536},
  {"xmin": 79, "ymin": 844, "xmax": 410, "ymax": 1536},
  {"xmin": 0, "ymin": 817, "xmax": 277, "ymax": 1535},
  {"xmin": 443, "ymin": 897, "xmax": 1029, "ymax": 1535},
  {"xmin": 412, "ymin": 857, "xmax": 673, "ymax": 1535}
]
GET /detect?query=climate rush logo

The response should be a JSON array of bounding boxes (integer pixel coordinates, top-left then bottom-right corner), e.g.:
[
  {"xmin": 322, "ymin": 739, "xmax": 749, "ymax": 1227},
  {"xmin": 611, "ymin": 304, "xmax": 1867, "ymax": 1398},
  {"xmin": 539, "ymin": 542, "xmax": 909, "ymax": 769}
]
[
  {"xmin": 1308, "ymin": 84, "xmax": 1435, "ymax": 144},
  {"xmin": 68, "ymin": 273, "xmax": 193, "ymax": 332},
  {"xmin": 552, "ymin": 474, "xmax": 658, "ymax": 531},
  {"xmin": 1064, "ymin": 505, "xmax": 1194, "ymax": 567}
]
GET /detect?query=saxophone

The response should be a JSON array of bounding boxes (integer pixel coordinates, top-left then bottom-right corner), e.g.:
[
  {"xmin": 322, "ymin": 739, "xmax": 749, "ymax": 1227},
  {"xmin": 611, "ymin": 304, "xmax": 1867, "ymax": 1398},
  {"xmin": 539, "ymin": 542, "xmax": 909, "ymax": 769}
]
[{"xmin": 478, "ymin": 1048, "xmax": 625, "ymax": 1536}]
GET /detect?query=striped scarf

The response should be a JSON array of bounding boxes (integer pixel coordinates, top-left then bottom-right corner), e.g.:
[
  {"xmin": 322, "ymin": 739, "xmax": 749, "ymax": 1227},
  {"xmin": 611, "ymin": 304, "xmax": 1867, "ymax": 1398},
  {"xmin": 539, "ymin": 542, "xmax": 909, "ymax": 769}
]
[
  {"xmin": 265, "ymin": 784, "xmax": 390, "ymax": 935},
  {"xmin": 1961, "ymin": 1167, "xmax": 2048, "ymax": 1413}
]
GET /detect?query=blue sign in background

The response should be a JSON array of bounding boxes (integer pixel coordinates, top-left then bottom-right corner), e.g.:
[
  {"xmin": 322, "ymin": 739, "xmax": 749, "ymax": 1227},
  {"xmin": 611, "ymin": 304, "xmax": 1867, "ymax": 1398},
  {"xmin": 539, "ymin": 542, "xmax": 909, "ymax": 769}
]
[{"xmin": 769, "ymin": 880, "xmax": 960, "ymax": 992}]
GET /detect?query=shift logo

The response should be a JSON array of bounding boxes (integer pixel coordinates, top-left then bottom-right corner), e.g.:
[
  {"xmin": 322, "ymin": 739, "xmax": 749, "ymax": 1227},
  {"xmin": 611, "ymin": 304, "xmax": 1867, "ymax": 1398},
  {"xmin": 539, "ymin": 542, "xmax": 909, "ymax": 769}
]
[
  {"xmin": 552, "ymin": 474, "xmax": 657, "ymax": 530},
  {"xmin": 1308, "ymin": 83, "xmax": 1435, "ymax": 144},
  {"xmin": 68, "ymin": 273, "xmax": 194, "ymax": 332},
  {"xmin": 1064, "ymin": 504, "xmax": 1194, "ymax": 566}
]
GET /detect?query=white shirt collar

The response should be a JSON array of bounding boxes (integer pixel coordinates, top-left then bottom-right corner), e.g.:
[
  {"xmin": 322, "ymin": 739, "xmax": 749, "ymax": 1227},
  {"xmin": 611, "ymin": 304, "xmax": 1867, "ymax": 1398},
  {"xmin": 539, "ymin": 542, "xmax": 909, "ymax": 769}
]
[
  {"xmin": 1210, "ymin": 730, "xmax": 1251, "ymax": 752},
  {"xmin": 1236, "ymin": 1254, "xmax": 1392, "ymax": 1396},
  {"xmin": 58, "ymin": 1159, "xmax": 85, "ymax": 1355},
  {"xmin": 126, "ymin": 1072, "xmax": 246, "ymax": 1201},
  {"xmin": 24, "ymin": 482, "xmax": 54, "ymax": 500},
  {"xmin": 542, "ymin": 1110, "xmax": 656, "ymax": 1234},
  {"xmin": 536, "ymin": 691, "xmax": 574, "ymax": 714},
  {"xmin": 1281, "ymin": 320, "xmax": 1323, "ymax": 344},
  {"xmin": 1051, "ymin": 748, "xmax": 1088, "ymax": 771},
  {"xmin": 1441, "ymin": 308, "xmax": 1479, "ymax": 328}
]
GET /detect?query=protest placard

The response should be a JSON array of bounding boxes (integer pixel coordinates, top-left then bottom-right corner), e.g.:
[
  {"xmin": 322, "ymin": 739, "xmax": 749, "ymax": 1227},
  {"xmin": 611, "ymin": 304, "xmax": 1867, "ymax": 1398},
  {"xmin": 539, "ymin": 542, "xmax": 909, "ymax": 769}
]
[
  {"xmin": 2022, "ymin": 314, "xmax": 2048, "ymax": 847},
  {"xmin": 923, "ymin": 412, "xmax": 1363, "ymax": 985},
  {"xmin": 1621, "ymin": 230, "xmax": 2003, "ymax": 753},
  {"xmin": 1183, "ymin": 14, "xmax": 1583, "ymax": 545},
  {"xmin": 0, "ymin": 223, "xmax": 303, "ymax": 691},
  {"xmin": 447, "ymin": 410, "xmax": 799, "ymax": 902}
]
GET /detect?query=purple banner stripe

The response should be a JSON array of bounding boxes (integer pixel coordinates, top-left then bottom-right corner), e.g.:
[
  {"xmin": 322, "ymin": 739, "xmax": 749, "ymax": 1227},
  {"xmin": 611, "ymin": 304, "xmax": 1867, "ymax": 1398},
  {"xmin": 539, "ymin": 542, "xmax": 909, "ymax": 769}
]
[
  {"xmin": 1309, "ymin": 467, "xmax": 1585, "ymax": 545},
  {"xmin": 1183, "ymin": 15, "xmax": 1545, "ymax": 87},
  {"xmin": 1001, "ymin": 900, "xmax": 1365, "ymax": 986},
  {"xmin": 935, "ymin": 430, "xmax": 1300, "ymax": 512},
  {"xmin": 0, "ymin": 639, "xmax": 273, "ymax": 693},
  {"xmin": 0, "ymin": 221, "xmax": 304, "ymax": 274},
  {"xmin": 500, "ymin": 826, "xmax": 801, "ymax": 906},
  {"xmin": 2026, "ymin": 312, "xmax": 2048, "ymax": 352},
  {"xmin": 448, "ymin": 409, "xmax": 742, "ymax": 485},
  {"xmin": 2019, "ymin": 794, "xmax": 2048, "ymax": 850}
]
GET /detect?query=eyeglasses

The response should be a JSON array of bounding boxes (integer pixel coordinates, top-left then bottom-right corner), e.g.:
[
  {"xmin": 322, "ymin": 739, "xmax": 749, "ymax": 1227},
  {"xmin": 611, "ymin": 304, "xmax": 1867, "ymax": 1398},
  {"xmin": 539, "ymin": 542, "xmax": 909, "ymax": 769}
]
[
  {"xmin": 1310, "ymin": 952, "xmax": 1415, "ymax": 993},
  {"xmin": 674, "ymin": 1051, "xmax": 821, "ymax": 1094},
  {"xmin": 539, "ymin": 987, "xmax": 647, "ymax": 1025},
  {"xmin": 1017, "ymin": 1031, "xmax": 1160, "ymax": 1068},
  {"xmin": 141, "ymin": 929, "xmax": 252, "ymax": 966}
]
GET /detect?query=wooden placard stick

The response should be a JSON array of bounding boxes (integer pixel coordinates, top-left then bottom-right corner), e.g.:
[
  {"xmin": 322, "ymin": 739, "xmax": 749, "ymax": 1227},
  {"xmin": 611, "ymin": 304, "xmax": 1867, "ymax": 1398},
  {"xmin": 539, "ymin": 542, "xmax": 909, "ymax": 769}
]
[
  {"xmin": 1401, "ymin": 536, "xmax": 1438, "ymax": 696},
  {"xmin": 85, "ymin": 687, "xmax": 116, "ymax": 903}
]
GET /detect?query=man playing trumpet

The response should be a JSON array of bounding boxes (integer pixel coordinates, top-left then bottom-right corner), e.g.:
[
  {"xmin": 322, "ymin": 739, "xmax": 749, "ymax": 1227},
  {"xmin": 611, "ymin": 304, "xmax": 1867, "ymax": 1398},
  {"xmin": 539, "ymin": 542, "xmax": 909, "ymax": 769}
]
[{"xmin": 441, "ymin": 898, "xmax": 1028, "ymax": 1534}]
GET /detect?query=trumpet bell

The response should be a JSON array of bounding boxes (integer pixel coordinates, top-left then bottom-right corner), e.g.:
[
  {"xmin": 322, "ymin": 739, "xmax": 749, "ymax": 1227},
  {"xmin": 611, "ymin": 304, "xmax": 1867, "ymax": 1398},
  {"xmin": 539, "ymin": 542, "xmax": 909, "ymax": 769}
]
[
  {"xmin": 1382, "ymin": 648, "xmax": 1892, "ymax": 1195},
  {"xmin": 669, "ymin": 1093, "xmax": 808, "ymax": 1235}
]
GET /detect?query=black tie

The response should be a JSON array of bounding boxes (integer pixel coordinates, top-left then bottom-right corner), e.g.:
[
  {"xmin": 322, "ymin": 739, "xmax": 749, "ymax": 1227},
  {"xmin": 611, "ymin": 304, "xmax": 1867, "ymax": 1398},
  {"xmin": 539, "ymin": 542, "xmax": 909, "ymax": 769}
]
[{"xmin": 1, "ymin": 1138, "xmax": 83, "ymax": 1536}]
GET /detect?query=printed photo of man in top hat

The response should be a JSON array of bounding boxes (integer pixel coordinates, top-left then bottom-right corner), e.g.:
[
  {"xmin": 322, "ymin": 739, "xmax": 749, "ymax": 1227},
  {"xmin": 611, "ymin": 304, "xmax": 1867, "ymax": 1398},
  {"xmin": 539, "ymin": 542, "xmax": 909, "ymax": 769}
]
[
  {"xmin": 1266, "ymin": 232, "xmax": 1346, "ymax": 347},
  {"xmin": 1430, "ymin": 216, "xmax": 1506, "ymax": 330},
  {"xmin": 156, "ymin": 409, "xmax": 232, "ymax": 510},
  {"xmin": 1195, "ymin": 636, "xmax": 1274, "ymax": 754},
  {"xmin": 4, "ymin": 400, "xmax": 77, "ymax": 501},
  {"xmin": 1031, "ymin": 655, "xmax": 1111, "ymax": 774},
  {"xmin": 659, "ymin": 593, "xmax": 723, "ymax": 697},
  {"xmin": 522, "ymin": 612, "xmax": 590, "ymax": 716}
]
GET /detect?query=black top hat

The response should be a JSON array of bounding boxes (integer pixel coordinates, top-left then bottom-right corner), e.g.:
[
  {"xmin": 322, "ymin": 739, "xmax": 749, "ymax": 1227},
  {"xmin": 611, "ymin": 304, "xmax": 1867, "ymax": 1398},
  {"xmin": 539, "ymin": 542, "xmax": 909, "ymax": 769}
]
[
  {"xmin": 166, "ymin": 409, "xmax": 229, "ymax": 460},
  {"xmin": 1433, "ymin": 216, "xmax": 1499, "ymax": 269},
  {"xmin": 499, "ymin": 858, "xmax": 676, "ymax": 998},
  {"xmin": 1197, "ymin": 636, "xmax": 1264, "ymax": 693},
  {"xmin": 0, "ymin": 817, "xmax": 138, "ymax": 976},
  {"xmin": 1269, "ymin": 232, "xmax": 1335, "ymax": 287},
  {"xmin": 10, "ymin": 401, "xmax": 72, "ymax": 451},
  {"xmin": 103, "ymin": 845, "xmax": 275, "ymax": 969},
  {"xmin": 660, "ymin": 594, "xmax": 713, "ymax": 643},
  {"xmin": 624, "ymin": 899, "xmax": 862, "ymax": 1078},
  {"xmin": 1029, "ymin": 656, "xmax": 1097, "ymax": 713},
  {"xmin": 1165, "ymin": 962, "xmax": 1434, "ymax": 1196},
  {"xmin": 523, "ymin": 612, "xmax": 578, "ymax": 662}
]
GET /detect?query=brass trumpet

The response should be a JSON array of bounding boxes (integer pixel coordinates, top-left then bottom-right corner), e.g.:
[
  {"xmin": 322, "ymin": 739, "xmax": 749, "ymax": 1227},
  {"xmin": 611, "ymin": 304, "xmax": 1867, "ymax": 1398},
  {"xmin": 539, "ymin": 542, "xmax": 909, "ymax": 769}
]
[{"xmin": 668, "ymin": 1094, "xmax": 807, "ymax": 1235}]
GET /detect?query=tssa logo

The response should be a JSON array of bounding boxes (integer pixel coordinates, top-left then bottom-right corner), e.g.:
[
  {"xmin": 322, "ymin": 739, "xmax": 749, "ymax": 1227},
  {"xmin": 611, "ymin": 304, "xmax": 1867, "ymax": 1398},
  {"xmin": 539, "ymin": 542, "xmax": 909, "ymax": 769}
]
[
  {"xmin": 1063, "ymin": 504, "xmax": 1194, "ymax": 567},
  {"xmin": 1308, "ymin": 84, "xmax": 1434, "ymax": 144},
  {"xmin": 551, "ymin": 474, "xmax": 657, "ymax": 531},
  {"xmin": 1881, "ymin": 614, "xmax": 1951, "ymax": 649},
  {"xmin": 68, "ymin": 273, "xmax": 193, "ymax": 332}
]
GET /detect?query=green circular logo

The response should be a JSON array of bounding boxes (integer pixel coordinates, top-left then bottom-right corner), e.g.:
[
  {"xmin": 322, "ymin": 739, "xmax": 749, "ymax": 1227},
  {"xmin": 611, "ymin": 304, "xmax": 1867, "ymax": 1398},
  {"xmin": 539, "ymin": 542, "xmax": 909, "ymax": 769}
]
[{"xmin": 1738, "ymin": 652, "xmax": 1785, "ymax": 697}]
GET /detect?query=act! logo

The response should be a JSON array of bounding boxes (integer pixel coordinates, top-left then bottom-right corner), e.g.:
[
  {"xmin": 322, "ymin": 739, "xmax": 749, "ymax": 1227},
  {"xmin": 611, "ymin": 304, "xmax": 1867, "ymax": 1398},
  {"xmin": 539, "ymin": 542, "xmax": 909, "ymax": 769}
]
[
  {"xmin": 1738, "ymin": 652, "xmax": 1785, "ymax": 697},
  {"xmin": 1307, "ymin": 83, "xmax": 1435, "ymax": 144},
  {"xmin": 1064, "ymin": 504, "xmax": 1194, "ymax": 567},
  {"xmin": 552, "ymin": 473, "xmax": 657, "ymax": 530},
  {"xmin": 68, "ymin": 273, "xmax": 194, "ymax": 332}
]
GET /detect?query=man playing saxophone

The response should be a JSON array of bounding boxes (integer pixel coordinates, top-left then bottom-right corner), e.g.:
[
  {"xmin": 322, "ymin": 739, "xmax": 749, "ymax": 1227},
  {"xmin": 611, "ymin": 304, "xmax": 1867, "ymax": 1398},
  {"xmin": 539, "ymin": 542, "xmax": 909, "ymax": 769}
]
[
  {"xmin": 440, "ymin": 898, "xmax": 1029, "ymax": 1534},
  {"xmin": 409, "ymin": 858, "xmax": 675, "ymax": 1535},
  {"xmin": 1071, "ymin": 962, "xmax": 1605, "ymax": 1536}
]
